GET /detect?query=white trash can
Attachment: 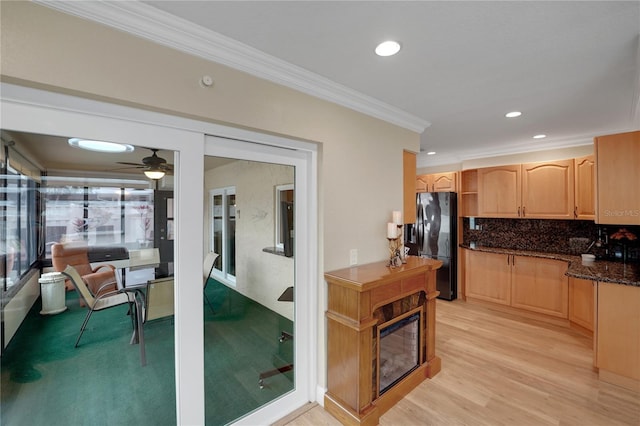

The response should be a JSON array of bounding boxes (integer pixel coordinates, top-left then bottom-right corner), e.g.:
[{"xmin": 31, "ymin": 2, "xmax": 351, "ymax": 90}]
[{"xmin": 39, "ymin": 272, "xmax": 68, "ymax": 315}]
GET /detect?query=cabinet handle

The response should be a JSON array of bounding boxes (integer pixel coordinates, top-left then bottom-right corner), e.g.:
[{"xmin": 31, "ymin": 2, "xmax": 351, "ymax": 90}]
[
  {"xmin": 522, "ymin": 206, "xmax": 526, "ymax": 217},
  {"xmin": 574, "ymin": 206, "xmax": 578, "ymax": 218},
  {"xmin": 518, "ymin": 207, "xmax": 521, "ymax": 217}
]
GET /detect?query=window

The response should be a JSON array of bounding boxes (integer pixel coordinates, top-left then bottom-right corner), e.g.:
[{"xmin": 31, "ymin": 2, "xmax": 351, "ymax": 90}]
[
  {"xmin": 210, "ymin": 186, "xmax": 236, "ymax": 283},
  {"xmin": 1, "ymin": 153, "xmax": 39, "ymax": 291},
  {"xmin": 42, "ymin": 182, "xmax": 154, "ymax": 255},
  {"xmin": 275, "ymin": 184, "xmax": 294, "ymax": 257}
]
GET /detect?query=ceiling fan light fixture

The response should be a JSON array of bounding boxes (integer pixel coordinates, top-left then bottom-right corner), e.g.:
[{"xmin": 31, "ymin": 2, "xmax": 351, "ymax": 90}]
[
  {"xmin": 144, "ymin": 169, "xmax": 165, "ymax": 180},
  {"xmin": 375, "ymin": 40, "xmax": 401, "ymax": 57},
  {"xmin": 68, "ymin": 138, "xmax": 134, "ymax": 153}
]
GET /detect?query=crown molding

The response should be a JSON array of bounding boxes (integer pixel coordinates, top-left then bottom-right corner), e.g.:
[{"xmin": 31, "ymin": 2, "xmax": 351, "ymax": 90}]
[
  {"xmin": 35, "ymin": 0, "xmax": 430, "ymax": 134},
  {"xmin": 417, "ymin": 136, "xmax": 594, "ymax": 168}
]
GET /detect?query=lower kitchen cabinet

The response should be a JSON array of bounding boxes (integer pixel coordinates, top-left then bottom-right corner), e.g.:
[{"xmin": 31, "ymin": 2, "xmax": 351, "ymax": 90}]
[
  {"xmin": 465, "ymin": 250, "xmax": 511, "ymax": 305},
  {"xmin": 595, "ymin": 282, "xmax": 640, "ymax": 391},
  {"xmin": 511, "ymin": 256, "xmax": 568, "ymax": 318},
  {"xmin": 568, "ymin": 277, "xmax": 594, "ymax": 331},
  {"xmin": 465, "ymin": 249, "xmax": 568, "ymax": 319}
]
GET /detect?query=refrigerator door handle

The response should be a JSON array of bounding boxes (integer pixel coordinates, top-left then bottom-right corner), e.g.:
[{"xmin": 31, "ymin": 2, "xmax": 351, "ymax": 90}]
[{"xmin": 416, "ymin": 194, "xmax": 423, "ymax": 253}]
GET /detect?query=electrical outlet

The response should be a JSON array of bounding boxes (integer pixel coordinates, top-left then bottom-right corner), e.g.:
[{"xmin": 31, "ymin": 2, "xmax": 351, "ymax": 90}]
[{"xmin": 350, "ymin": 249, "xmax": 358, "ymax": 265}]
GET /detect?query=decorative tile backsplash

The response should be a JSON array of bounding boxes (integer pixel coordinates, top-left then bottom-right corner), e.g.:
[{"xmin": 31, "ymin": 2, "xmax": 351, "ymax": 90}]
[{"xmin": 462, "ymin": 217, "xmax": 640, "ymax": 261}]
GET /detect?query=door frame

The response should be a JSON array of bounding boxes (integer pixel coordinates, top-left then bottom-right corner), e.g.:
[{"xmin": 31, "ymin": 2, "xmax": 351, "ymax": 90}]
[{"xmin": 0, "ymin": 82, "xmax": 318, "ymax": 425}]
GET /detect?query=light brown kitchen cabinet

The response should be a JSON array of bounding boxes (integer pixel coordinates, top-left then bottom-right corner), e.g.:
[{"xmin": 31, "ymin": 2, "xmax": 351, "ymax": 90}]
[
  {"xmin": 574, "ymin": 155, "xmax": 595, "ymax": 220},
  {"xmin": 478, "ymin": 160, "xmax": 575, "ymax": 219},
  {"xmin": 568, "ymin": 276, "xmax": 594, "ymax": 331},
  {"xmin": 595, "ymin": 282, "xmax": 640, "ymax": 391},
  {"xmin": 510, "ymin": 256, "xmax": 568, "ymax": 318},
  {"xmin": 403, "ymin": 151, "xmax": 417, "ymax": 225},
  {"xmin": 477, "ymin": 165, "xmax": 521, "ymax": 218},
  {"xmin": 416, "ymin": 172, "xmax": 457, "ymax": 193},
  {"xmin": 465, "ymin": 250, "xmax": 511, "ymax": 305},
  {"xmin": 460, "ymin": 169, "xmax": 478, "ymax": 217},
  {"xmin": 595, "ymin": 130, "xmax": 640, "ymax": 225},
  {"xmin": 465, "ymin": 250, "xmax": 569, "ymax": 319},
  {"xmin": 521, "ymin": 160, "xmax": 574, "ymax": 219},
  {"xmin": 416, "ymin": 174, "xmax": 428, "ymax": 192}
]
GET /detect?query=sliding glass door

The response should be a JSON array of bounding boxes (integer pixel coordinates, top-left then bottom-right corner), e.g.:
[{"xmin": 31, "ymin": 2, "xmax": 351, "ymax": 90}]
[
  {"xmin": 204, "ymin": 136, "xmax": 313, "ymax": 425},
  {"xmin": 2, "ymin": 84, "xmax": 317, "ymax": 425}
]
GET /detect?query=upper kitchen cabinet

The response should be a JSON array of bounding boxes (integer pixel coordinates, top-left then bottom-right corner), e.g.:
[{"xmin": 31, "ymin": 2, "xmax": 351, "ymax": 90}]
[
  {"xmin": 478, "ymin": 160, "xmax": 575, "ymax": 219},
  {"xmin": 460, "ymin": 169, "xmax": 478, "ymax": 217},
  {"xmin": 416, "ymin": 174, "xmax": 428, "ymax": 192},
  {"xmin": 477, "ymin": 165, "xmax": 521, "ymax": 218},
  {"xmin": 595, "ymin": 131, "xmax": 640, "ymax": 225},
  {"xmin": 416, "ymin": 172, "xmax": 457, "ymax": 193},
  {"xmin": 574, "ymin": 155, "xmax": 595, "ymax": 220},
  {"xmin": 521, "ymin": 159, "xmax": 574, "ymax": 220}
]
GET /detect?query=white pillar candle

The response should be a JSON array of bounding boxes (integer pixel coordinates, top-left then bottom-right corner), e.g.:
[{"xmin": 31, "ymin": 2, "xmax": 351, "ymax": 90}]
[
  {"xmin": 392, "ymin": 210, "xmax": 402, "ymax": 225},
  {"xmin": 387, "ymin": 222, "xmax": 397, "ymax": 239}
]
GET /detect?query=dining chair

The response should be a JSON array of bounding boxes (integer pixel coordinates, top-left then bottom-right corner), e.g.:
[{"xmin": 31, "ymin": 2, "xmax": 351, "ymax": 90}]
[
  {"xmin": 51, "ymin": 243, "xmax": 118, "ymax": 305},
  {"xmin": 61, "ymin": 265, "xmax": 137, "ymax": 348}
]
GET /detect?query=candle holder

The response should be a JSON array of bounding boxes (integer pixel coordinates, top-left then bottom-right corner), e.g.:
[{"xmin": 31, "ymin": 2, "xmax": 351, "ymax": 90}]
[
  {"xmin": 387, "ymin": 236, "xmax": 402, "ymax": 268},
  {"xmin": 387, "ymin": 225, "xmax": 405, "ymax": 268},
  {"xmin": 386, "ymin": 211, "xmax": 406, "ymax": 268}
]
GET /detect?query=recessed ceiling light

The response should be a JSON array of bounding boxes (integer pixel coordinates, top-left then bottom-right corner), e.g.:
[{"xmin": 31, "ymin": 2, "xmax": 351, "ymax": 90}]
[
  {"xmin": 505, "ymin": 111, "xmax": 522, "ymax": 118},
  {"xmin": 533, "ymin": 134, "xmax": 547, "ymax": 139},
  {"xmin": 375, "ymin": 41, "xmax": 401, "ymax": 57},
  {"xmin": 68, "ymin": 138, "xmax": 135, "ymax": 153},
  {"xmin": 426, "ymin": 151, "xmax": 436, "ymax": 156}
]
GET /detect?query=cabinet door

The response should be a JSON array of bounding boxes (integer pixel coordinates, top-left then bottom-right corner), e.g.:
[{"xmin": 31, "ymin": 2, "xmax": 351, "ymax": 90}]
[
  {"xmin": 432, "ymin": 172, "xmax": 457, "ymax": 192},
  {"xmin": 596, "ymin": 282, "xmax": 640, "ymax": 383},
  {"xmin": 596, "ymin": 131, "xmax": 640, "ymax": 225},
  {"xmin": 511, "ymin": 256, "xmax": 568, "ymax": 318},
  {"xmin": 477, "ymin": 165, "xmax": 521, "ymax": 218},
  {"xmin": 574, "ymin": 155, "xmax": 595, "ymax": 220},
  {"xmin": 465, "ymin": 250, "xmax": 511, "ymax": 305},
  {"xmin": 416, "ymin": 174, "xmax": 429, "ymax": 192},
  {"xmin": 521, "ymin": 160, "xmax": 574, "ymax": 219},
  {"xmin": 568, "ymin": 277, "xmax": 594, "ymax": 331},
  {"xmin": 416, "ymin": 172, "xmax": 457, "ymax": 193}
]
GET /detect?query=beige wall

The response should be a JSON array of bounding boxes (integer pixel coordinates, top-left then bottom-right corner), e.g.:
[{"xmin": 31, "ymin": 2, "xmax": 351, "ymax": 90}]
[
  {"xmin": 1, "ymin": 1, "xmax": 421, "ymax": 395},
  {"xmin": 0, "ymin": 2, "xmax": 419, "ymax": 272}
]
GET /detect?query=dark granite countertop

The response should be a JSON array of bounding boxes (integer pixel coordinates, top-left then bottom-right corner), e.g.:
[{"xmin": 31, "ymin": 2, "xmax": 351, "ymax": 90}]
[{"xmin": 460, "ymin": 244, "xmax": 640, "ymax": 287}]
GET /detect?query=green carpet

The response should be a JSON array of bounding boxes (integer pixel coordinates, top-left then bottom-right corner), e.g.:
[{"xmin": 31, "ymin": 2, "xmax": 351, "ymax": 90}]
[{"xmin": 1, "ymin": 279, "xmax": 293, "ymax": 426}]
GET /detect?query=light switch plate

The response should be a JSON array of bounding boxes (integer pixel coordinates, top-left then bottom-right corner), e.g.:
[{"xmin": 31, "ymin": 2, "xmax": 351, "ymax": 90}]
[{"xmin": 350, "ymin": 249, "xmax": 358, "ymax": 265}]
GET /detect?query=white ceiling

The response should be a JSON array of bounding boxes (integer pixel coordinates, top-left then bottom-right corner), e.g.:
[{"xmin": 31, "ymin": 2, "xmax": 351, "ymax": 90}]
[{"xmin": 22, "ymin": 1, "xmax": 640, "ymax": 168}]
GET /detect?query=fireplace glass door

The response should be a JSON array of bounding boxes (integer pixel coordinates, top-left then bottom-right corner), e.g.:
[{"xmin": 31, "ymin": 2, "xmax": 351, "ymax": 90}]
[{"xmin": 378, "ymin": 310, "xmax": 421, "ymax": 395}]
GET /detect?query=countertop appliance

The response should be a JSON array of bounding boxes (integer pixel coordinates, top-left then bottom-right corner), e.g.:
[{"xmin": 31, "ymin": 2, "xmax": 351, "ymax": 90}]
[{"xmin": 404, "ymin": 192, "xmax": 457, "ymax": 300}]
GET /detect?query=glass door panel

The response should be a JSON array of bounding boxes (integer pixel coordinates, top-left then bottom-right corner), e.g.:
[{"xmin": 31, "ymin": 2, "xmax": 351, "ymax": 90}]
[
  {"xmin": 204, "ymin": 156, "xmax": 295, "ymax": 425},
  {"xmin": 0, "ymin": 132, "xmax": 177, "ymax": 425}
]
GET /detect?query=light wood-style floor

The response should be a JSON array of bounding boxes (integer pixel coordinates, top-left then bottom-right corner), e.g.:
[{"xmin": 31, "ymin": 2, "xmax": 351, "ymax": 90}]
[{"xmin": 279, "ymin": 299, "xmax": 640, "ymax": 426}]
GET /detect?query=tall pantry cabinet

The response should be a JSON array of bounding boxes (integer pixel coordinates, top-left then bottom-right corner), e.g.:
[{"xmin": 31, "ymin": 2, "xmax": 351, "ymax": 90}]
[{"xmin": 595, "ymin": 131, "xmax": 640, "ymax": 225}]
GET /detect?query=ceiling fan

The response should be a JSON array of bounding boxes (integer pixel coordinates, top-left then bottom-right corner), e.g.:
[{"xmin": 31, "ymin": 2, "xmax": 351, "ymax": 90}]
[{"xmin": 116, "ymin": 148, "xmax": 173, "ymax": 179}]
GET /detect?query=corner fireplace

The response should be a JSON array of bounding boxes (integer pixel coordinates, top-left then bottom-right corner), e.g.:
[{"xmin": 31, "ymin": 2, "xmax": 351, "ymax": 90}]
[{"xmin": 378, "ymin": 310, "xmax": 421, "ymax": 395}]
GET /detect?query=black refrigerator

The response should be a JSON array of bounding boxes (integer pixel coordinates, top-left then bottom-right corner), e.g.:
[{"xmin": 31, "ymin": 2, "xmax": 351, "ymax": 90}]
[{"xmin": 404, "ymin": 192, "xmax": 457, "ymax": 300}]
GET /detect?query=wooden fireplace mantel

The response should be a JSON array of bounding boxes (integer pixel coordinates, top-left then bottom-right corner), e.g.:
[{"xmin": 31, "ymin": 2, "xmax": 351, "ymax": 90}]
[{"xmin": 324, "ymin": 256, "xmax": 443, "ymax": 426}]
